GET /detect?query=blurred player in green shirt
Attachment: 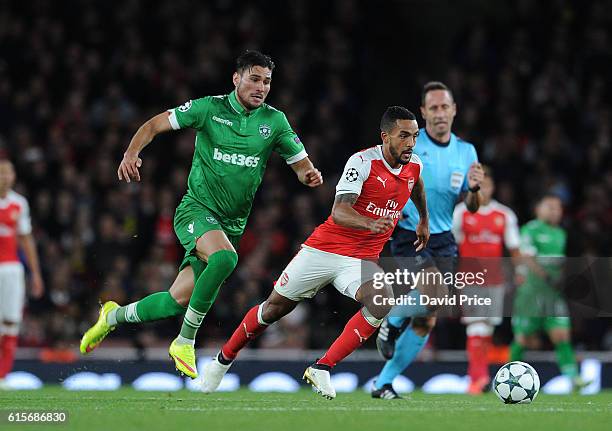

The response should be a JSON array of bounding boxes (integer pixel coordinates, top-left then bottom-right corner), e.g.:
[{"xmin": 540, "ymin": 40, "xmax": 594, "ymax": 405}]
[
  {"xmin": 80, "ymin": 51, "xmax": 323, "ymax": 378},
  {"xmin": 511, "ymin": 194, "xmax": 588, "ymax": 390}
]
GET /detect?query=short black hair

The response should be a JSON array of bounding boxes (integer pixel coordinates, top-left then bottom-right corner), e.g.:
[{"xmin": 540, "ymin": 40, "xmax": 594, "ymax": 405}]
[
  {"xmin": 421, "ymin": 81, "xmax": 454, "ymax": 106},
  {"xmin": 537, "ymin": 192, "xmax": 562, "ymax": 203},
  {"xmin": 236, "ymin": 50, "xmax": 275, "ymax": 74},
  {"xmin": 380, "ymin": 106, "xmax": 416, "ymax": 133}
]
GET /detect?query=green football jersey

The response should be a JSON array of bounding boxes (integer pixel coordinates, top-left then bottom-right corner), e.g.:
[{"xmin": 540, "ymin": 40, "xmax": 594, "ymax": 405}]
[
  {"xmin": 168, "ymin": 91, "xmax": 306, "ymax": 235},
  {"xmin": 519, "ymin": 219, "xmax": 566, "ymax": 289}
]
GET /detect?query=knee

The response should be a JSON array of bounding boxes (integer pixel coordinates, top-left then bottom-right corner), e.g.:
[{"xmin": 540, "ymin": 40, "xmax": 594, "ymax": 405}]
[
  {"xmin": 208, "ymin": 250, "xmax": 238, "ymax": 276},
  {"xmin": 550, "ymin": 330, "xmax": 570, "ymax": 344},
  {"xmin": 261, "ymin": 300, "xmax": 293, "ymax": 324},
  {"xmin": 357, "ymin": 284, "xmax": 392, "ymax": 319},
  {"xmin": 411, "ymin": 316, "xmax": 435, "ymax": 335},
  {"xmin": 173, "ymin": 295, "xmax": 190, "ymax": 308}
]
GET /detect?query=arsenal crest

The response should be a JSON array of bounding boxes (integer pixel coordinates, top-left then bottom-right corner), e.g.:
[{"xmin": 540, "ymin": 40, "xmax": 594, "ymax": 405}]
[{"xmin": 408, "ymin": 177, "xmax": 415, "ymax": 191}]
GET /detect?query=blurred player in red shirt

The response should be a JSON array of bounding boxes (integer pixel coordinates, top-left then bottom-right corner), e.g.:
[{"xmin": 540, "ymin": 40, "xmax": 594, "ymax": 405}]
[
  {"xmin": 0, "ymin": 160, "xmax": 44, "ymax": 389},
  {"xmin": 452, "ymin": 166, "xmax": 520, "ymax": 394}
]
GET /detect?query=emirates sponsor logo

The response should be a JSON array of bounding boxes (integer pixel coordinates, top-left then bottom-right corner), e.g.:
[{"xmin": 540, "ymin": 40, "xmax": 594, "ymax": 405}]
[{"xmin": 365, "ymin": 199, "xmax": 401, "ymax": 219}]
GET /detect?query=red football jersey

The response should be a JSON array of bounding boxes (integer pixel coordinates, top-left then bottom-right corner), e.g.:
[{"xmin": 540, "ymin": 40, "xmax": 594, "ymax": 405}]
[
  {"xmin": 0, "ymin": 191, "xmax": 31, "ymax": 264},
  {"xmin": 452, "ymin": 200, "xmax": 519, "ymax": 284},
  {"xmin": 305, "ymin": 146, "xmax": 423, "ymax": 259}
]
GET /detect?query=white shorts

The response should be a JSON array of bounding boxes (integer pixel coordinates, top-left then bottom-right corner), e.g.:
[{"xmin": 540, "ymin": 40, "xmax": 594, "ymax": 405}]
[
  {"xmin": 0, "ymin": 263, "xmax": 26, "ymax": 323},
  {"xmin": 461, "ymin": 284, "xmax": 505, "ymax": 326},
  {"xmin": 273, "ymin": 246, "xmax": 383, "ymax": 301}
]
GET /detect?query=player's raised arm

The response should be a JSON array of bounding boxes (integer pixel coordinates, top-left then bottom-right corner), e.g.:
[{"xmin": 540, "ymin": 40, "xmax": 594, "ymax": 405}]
[
  {"xmin": 289, "ymin": 157, "xmax": 323, "ymax": 187},
  {"xmin": 118, "ymin": 112, "xmax": 174, "ymax": 182},
  {"xmin": 411, "ymin": 177, "xmax": 430, "ymax": 251}
]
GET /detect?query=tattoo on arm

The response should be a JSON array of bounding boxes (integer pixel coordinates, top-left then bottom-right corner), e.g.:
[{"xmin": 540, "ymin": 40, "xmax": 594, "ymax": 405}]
[
  {"xmin": 334, "ymin": 193, "xmax": 359, "ymax": 206},
  {"xmin": 412, "ymin": 179, "xmax": 428, "ymax": 219}
]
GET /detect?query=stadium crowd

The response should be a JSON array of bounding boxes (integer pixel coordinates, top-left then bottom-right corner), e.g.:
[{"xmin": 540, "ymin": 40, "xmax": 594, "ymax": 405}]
[{"xmin": 1, "ymin": 0, "xmax": 611, "ymax": 353}]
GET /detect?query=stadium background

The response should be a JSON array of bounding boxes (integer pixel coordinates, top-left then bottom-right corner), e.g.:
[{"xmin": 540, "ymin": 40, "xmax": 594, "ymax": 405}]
[{"xmin": 1, "ymin": 0, "xmax": 611, "ymax": 389}]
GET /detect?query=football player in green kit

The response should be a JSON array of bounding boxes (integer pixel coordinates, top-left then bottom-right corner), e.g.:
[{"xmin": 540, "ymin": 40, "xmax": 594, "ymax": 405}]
[
  {"xmin": 511, "ymin": 193, "xmax": 588, "ymax": 390},
  {"xmin": 80, "ymin": 51, "xmax": 323, "ymax": 379}
]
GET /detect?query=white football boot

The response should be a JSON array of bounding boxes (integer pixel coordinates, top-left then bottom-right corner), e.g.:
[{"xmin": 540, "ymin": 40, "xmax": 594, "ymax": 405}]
[
  {"xmin": 303, "ymin": 364, "xmax": 336, "ymax": 399},
  {"xmin": 200, "ymin": 353, "xmax": 232, "ymax": 393}
]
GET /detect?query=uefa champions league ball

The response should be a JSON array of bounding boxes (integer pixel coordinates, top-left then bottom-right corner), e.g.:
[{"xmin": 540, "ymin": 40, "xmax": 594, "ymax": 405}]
[{"xmin": 492, "ymin": 361, "xmax": 540, "ymax": 404}]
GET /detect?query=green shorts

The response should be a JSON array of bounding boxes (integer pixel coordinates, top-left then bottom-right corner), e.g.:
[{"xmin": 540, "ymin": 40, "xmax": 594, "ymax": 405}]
[
  {"xmin": 511, "ymin": 316, "xmax": 571, "ymax": 335},
  {"xmin": 511, "ymin": 283, "xmax": 571, "ymax": 335},
  {"xmin": 174, "ymin": 195, "xmax": 241, "ymax": 282}
]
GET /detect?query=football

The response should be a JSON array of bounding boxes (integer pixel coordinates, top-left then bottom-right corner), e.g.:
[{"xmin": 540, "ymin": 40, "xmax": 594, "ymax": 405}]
[{"xmin": 492, "ymin": 361, "xmax": 540, "ymax": 404}]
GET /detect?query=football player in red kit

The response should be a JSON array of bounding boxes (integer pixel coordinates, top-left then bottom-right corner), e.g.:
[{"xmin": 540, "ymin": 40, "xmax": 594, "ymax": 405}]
[
  {"xmin": 201, "ymin": 106, "xmax": 430, "ymax": 399},
  {"xmin": 452, "ymin": 166, "xmax": 520, "ymax": 394},
  {"xmin": 0, "ymin": 160, "xmax": 44, "ymax": 389}
]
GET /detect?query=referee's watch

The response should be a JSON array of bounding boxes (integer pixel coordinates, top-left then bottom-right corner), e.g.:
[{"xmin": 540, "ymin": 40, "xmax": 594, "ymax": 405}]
[{"xmin": 468, "ymin": 184, "xmax": 480, "ymax": 193}]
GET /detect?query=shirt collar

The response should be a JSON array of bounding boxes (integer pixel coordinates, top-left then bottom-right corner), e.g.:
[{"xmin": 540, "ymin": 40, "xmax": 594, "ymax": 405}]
[{"xmin": 424, "ymin": 128, "xmax": 452, "ymax": 147}]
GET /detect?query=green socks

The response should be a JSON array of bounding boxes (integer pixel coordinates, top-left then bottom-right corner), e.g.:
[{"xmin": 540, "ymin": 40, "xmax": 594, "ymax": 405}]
[
  {"xmin": 555, "ymin": 341, "xmax": 578, "ymax": 378},
  {"xmin": 510, "ymin": 340, "xmax": 578, "ymax": 378},
  {"xmin": 178, "ymin": 250, "xmax": 238, "ymax": 341},
  {"xmin": 107, "ymin": 292, "xmax": 186, "ymax": 326}
]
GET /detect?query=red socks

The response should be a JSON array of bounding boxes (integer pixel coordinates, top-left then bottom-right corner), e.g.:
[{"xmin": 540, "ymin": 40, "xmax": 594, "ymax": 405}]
[
  {"xmin": 317, "ymin": 310, "xmax": 378, "ymax": 368},
  {"xmin": 0, "ymin": 335, "xmax": 18, "ymax": 378},
  {"xmin": 221, "ymin": 305, "xmax": 268, "ymax": 361},
  {"xmin": 467, "ymin": 335, "xmax": 492, "ymax": 382}
]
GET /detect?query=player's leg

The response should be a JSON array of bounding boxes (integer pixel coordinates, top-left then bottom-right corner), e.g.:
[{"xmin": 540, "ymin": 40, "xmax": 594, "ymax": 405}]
[
  {"xmin": 303, "ymin": 259, "xmax": 392, "ymax": 399},
  {"xmin": 546, "ymin": 317, "xmax": 588, "ymax": 389},
  {"xmin": 170, "ymin": 230, "xmax": 238, "ymax": 378},
  {"xmin": 201, "ymin": 290, "xmax": 299, "ymax": 393},
  {"xmin": 0, "ymin": 264, "xmax": 25, "ymax": 385},
  {"xmin": 463, "ymin": 285, "xmax": 504, "ymax": 394},
  {"xmin": 80, "ymin": 266, "xmax": 193, "ymax": 354},
  {"xmin": 202, "ymin": 246, "xmax": 329, "ymax": 393},
  {"xmin": 510, "ymin": 315, "xmax": 542, "ymax": 361},
  {"xmin": 110, "ymin": 266, "xmax": 192, "ymax": 325},
  {"xmin": 463, "ymin": 317, "xmax": 494, "ymax": 394},
  {"xmin": 377, "ymin": 232, "xmax": 454, "ymax": 360},
  {"xmin": 373, "ymin": 316, "xmax": 433, "ymax": 398},
  {"xmin": 374, "ymin": 241, "xmax": 456, "ymax": 398},
  {"xmin": 377, "ymin": 229, "xmax": 422, "ymax": 355}
]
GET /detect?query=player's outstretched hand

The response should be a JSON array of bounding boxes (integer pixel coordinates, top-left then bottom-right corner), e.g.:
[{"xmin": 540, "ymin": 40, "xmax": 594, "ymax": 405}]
[
  {"xmin": 369, "ymin": 216, "xmax": 395, "ymax": 234},
  {"xmin": 467, "ymin": 162, "xmax": 484, "ymax": 189},
  {"xmin": 303, "ymin": 168, "xmax": 323, "ymax": 187},
  {"xmin": 118, "ymin": 152, "xmax": 143, "ymax": 183},
  {"xmin": 414, "ymin": 220, "xmax": 430, "ymax": 252}
]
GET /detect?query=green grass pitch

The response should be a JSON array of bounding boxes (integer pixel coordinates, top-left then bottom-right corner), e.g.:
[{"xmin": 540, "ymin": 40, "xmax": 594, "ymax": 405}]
[{"xmin": 1, "ymin": 387, "xmax": 611, "ymax": 431}]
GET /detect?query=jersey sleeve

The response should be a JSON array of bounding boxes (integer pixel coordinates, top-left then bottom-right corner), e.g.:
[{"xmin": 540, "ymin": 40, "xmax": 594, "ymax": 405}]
[
  {"xmin": 167, "ymin": 97, "xmax": 212, "ymax": 131},
  {"xmin": 335, "ymin": 154, "xmax": 371, "ymax": 196},
  {"xmin": 451, "ymin": 203, "xmax": 465, "ymax": 244},
  {"xmin": 17, "ymin": 198, "xmax": 32, "ymax": 235},
  {"xmin": 461, "ymin": 144, "xmax": 479, "ymax": 192},
  {"xmin": 519, "ymin": 225, "xmax": 537, "ymax": 256},
  {"xmin": 273, "ymin": 113, "xmax": 307, "ymax": 164},
  {"xmin": 503, "ymin": 208, "xmax": 521, "ymax": 250},
  {"xmin": 411, "ymin": 154, "xmax": 424, "ymax": 178}
]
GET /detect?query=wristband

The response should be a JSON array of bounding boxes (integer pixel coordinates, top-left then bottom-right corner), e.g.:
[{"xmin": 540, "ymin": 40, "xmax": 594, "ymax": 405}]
[{"xmin": 468, "ymin": 185, "xmax": 480, "ymax": 193}]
